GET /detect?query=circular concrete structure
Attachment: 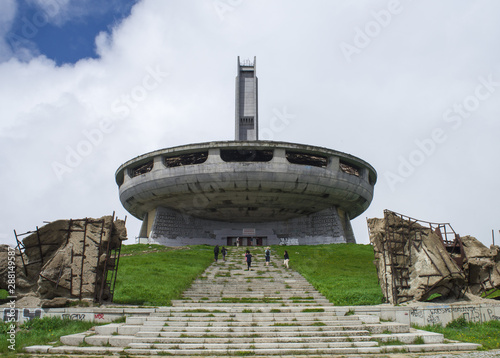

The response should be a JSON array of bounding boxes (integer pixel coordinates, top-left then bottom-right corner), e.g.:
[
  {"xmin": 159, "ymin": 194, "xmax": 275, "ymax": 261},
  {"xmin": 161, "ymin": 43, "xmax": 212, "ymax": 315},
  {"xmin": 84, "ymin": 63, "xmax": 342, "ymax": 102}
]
[
  {"xmin": 116, "ymin": 141, "xmax": 376, "ymax": 225},
  {"xmin": 115, "ymin": 58, "xmax": 377, "ymax": 246}
]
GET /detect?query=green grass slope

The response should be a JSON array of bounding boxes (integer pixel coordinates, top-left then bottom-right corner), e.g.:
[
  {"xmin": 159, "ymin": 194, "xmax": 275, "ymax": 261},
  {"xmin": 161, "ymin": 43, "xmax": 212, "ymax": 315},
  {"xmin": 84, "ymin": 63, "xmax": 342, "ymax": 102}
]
[
  {"xmin": 284, "ymin": 243, "xmax": 384, "ymax": 306},
  {"xmin": 113, "ymin": 244, "xmax": 214, "ymax": 306},
  {"xmin": 114, "ymin": 243, "xmax": 383, "ymax": 306}
]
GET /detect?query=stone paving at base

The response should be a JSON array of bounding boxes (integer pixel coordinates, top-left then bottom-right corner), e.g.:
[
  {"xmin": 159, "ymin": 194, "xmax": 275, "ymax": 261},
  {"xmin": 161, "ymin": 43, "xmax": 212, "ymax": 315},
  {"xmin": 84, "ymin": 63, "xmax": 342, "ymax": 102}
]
[{"xmin": 25, "ymin": 247, "xmax": 481, "ymax": 356}]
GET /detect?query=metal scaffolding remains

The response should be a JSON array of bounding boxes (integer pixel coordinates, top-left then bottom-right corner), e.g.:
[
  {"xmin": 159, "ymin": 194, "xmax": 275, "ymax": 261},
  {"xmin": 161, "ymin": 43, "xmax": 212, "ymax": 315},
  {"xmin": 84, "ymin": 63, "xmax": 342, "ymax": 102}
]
[
  {"xmin": 13, "ymin": 212, "xmax": 125, "ymax": 304},
  {"xmin": 368, "ymin": 210, "xmax": 500, "ymax": 304}
]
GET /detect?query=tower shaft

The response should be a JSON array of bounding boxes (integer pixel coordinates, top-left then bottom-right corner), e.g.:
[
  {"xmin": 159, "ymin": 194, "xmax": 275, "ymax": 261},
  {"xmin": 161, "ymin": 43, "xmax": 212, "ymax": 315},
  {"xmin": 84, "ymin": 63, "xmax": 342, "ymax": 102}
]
[{"xmin": 235, "ymin": 56, "xmax": 258, "ymax": 140}]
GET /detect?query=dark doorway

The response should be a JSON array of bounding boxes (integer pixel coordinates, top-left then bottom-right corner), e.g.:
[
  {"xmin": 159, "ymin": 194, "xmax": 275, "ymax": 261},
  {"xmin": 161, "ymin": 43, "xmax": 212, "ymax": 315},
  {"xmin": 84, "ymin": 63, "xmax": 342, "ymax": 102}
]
[{"xmin": 226, "ymin": 237, "xmax": 266, "ymax": 246}]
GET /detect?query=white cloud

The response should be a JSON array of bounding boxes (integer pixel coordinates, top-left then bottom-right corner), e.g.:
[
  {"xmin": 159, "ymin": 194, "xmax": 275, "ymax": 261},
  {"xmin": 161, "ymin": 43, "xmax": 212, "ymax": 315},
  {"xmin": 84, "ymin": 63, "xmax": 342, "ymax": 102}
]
[
  {"xmin": 1, "ymin": 0, "xmax": 500, "ymax": 249},
  {"xmin": 0, "ymin": 0, "xmax": 17, "ymax": 61}
]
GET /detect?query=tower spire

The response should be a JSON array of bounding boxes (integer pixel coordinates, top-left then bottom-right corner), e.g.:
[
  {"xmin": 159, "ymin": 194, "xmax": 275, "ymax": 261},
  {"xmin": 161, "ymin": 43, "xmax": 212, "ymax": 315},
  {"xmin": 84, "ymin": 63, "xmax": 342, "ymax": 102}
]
[{"xmin": 235, "ymin": 56, "xmax": 258, "ymax": 140}]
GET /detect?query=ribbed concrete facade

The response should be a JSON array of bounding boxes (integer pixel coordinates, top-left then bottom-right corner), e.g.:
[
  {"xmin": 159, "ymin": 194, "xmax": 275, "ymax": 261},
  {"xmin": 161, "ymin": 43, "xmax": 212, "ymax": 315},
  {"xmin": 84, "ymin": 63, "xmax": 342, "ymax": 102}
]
[{"xmin": 115, "ymin": 57, "xmax": 377, "ymax": 246}]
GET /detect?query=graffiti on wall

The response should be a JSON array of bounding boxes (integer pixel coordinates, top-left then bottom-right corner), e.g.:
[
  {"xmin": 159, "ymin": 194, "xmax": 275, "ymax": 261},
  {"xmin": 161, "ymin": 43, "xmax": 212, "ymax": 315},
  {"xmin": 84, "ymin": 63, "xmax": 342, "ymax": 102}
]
[
  {"xmin": 279, "ymin": 238, "xmax": 299, "ymax": 246},
  {"xmin": 61, "ymin": 313, "xmax": 85, "ymax": 321},
  {"xmin": 2, "ymin": 309, "xmax": 111, "ymax": 323},
  {"xmin": 410, "ymin": 306, "xmax": 500, "ymax": 325},
  {"xmin": 2, "ymin": 308, "xmax": 42, "ymax": 322}
]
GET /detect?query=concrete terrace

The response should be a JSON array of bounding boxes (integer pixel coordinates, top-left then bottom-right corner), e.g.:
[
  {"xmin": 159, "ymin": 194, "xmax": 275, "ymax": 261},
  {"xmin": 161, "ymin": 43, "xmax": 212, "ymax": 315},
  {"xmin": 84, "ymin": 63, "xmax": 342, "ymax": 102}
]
[{"xmin": 26, "ymin": 247, "xmax": 482, "ymax": 356}]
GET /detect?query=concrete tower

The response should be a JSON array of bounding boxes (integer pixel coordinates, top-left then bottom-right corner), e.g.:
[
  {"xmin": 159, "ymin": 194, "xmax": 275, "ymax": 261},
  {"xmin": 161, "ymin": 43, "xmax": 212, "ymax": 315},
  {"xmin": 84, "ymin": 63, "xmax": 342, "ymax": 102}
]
[
  {"xmin": 115, "ymin": 57, "xmax": 377, "ymax": 246},
  {"xmin": 235, "ymin": 56, "xmax": 258, "ymax": 140}
]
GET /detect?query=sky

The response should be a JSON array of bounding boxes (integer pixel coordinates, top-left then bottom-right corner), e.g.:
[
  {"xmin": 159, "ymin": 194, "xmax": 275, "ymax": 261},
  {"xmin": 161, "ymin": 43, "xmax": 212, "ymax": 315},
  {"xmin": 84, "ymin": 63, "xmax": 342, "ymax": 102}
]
[{"xmin": 1, "ymin": 0, "xmax": 499, "ymax": 248}]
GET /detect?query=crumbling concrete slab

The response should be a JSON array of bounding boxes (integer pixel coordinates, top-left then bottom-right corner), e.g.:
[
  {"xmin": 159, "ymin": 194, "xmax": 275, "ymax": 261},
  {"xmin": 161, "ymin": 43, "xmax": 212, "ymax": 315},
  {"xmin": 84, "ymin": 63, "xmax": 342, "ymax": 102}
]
[
  {"xmin": 461, "ymin": 235, "xmax": 500, "ymax": 298},
  {"xmin": 367, "ymin": 210, "xmax": 465, "ymax": 304},
  {"xmin": 0, "ymin": 215, "xmax": 127, "ymax": 307},
  {"xmin": 368, "ymin": 210, "xmax": 500, "ymax": 304}
]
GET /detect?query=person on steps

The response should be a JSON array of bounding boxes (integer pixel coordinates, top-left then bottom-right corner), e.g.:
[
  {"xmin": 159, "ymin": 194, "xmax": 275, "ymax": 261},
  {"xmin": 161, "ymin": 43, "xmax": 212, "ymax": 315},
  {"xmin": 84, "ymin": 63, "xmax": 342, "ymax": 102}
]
[
  {"xmin": 221, "ymin": 246, "xmax": 227, "ymax": 261},
  {"xmin": 283, "ymin": 250, "xmax": 289, "ymax": 269},
  {"xmin": 265, "ymin": 246, "xmax": 271, "ymax": 267},
  {"xmin": 245, "ymin": 250, "xmax": 252, "ymax": 270},
  {"xmin": 214, "ymin": 245, "xmax": 219, "ymax": 262}
]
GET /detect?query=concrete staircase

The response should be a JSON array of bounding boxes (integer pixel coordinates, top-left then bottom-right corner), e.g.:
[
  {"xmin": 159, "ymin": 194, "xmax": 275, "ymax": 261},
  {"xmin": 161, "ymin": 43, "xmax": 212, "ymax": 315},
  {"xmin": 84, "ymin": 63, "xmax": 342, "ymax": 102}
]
[{"xmin": 26, "ymin": 247, "xmax": 480, "ymax": 356}]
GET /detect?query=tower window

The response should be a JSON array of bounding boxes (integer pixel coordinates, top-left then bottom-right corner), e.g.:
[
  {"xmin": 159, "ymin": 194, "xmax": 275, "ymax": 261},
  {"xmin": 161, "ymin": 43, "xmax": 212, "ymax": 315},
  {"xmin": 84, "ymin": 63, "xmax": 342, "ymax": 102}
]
[{"xmin": 240, "ymin": 116, "xmax": 254, "ymax": 124}]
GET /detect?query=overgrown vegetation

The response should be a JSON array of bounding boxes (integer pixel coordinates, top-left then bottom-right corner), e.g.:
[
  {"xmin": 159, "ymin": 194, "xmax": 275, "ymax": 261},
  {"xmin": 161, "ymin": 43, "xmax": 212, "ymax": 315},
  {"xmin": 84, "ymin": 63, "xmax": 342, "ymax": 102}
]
[
  {"xmin": 0, "ymin": 316, "xmax": 103, "ymax": 355},
  {"xmin": 414, "ymin": 317, "xmax": 500, "ymax": 350},
  {"xmin": 115, "ymin": 243, "xmax": 383, "ymax": 306},
  {"xmin": 113, "ymin": 244, "xmax": 214, "ymax": 306},
  {"xmin": 482, "ymin": 288, "xmax": 500, "ymax": 300},
  {"xmin": 283, "ymin": 244, "xmax": 384, "ymax": 305}
]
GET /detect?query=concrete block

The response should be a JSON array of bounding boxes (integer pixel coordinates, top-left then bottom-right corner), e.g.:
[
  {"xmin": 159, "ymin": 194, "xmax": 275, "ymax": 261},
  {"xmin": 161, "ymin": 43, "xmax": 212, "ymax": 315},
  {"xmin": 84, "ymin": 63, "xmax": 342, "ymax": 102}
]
[
  {"xmin": 126, "ymin": 316, "xmax": 146, "ymax": 324},
  {"xmin": 364, "ymin": 322, "xmax": 409, "ymax": 334},
  {"xmin": 85, "ymin": 335, "xmax": 109, "ymax": 346},
  {"xmin": 23, "ymin": 345, "xmax": 51, "ymax": 353},
  {"xmin": 357, "ymin": 314, "xmax": 379, "ymax": 323},
  {"xmin": 124, "ymin": 308, "xmax": 155, "ymax": 315},
  {"xmin": 60, "ymin": 333, "xmax": 87, "ymax": 346},
  {"xmin": 95, "ymin": 323, "xmax": 123, "ymax": 335},
  {"xmin": 118, "ymin": 324, "xmax": 142, "ymax": 335},
  {"xmin": 108, "ymin": 335, "xmax": 138, "ymax": 347},
  {"xmin": 372, "ymin": 330, "xmax": 443, "ymax": 344}
]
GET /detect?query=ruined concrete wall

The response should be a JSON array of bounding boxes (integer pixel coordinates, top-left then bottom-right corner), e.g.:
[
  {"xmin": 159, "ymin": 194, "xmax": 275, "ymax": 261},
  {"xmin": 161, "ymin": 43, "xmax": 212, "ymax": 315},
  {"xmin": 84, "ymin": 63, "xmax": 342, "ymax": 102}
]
[
  {"xmin": 368, "ymin": 211, "xmax": 465, "ymax": 304},
  {"xmin": 461, "ymin": 235, "xmax": 500, "ymax": 297},
  {"xmin": 0, "ymin": 216, "xmax": 127, "ymax": 307}
]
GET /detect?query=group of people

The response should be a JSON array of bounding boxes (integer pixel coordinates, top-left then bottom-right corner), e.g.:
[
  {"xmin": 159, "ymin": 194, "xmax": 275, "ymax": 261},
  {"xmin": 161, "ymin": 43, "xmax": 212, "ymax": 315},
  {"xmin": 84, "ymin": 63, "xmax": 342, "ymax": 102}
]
[
  {"xmin": 213, "ymin": 245, "xmax": 227, "ymax": 262},
  {"xmin": 214, "ymin": 245, "xmax": 289, "ymax": 270},
  {"xmin": 245, "ymin": 247, "xmax": 289, "ymax": 270}
]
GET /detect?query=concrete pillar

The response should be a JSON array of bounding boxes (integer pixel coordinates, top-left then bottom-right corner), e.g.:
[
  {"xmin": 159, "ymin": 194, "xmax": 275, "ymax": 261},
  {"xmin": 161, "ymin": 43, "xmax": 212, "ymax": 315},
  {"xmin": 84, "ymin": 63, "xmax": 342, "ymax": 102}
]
[
  {"xmin": 153, "ymin": 155, "xmax": 166, "ymax": 170},
  {"xmin": 362, "ymin": 168, "xmax": 369, "ymax": 182},
  {"xmin": 146, "ymin": 208, "xmax": 157, "ymax": 238},
  {"xmin": 273, "ymin": 148, "xmax": 287, "ymax": 163},
  {"xmin": 337, "ymin": 208, "xmax": 356, "ymax": 243},
  {"xmin": 123, "ymin": 169, "xmax": 132, "ymax": 184},
  {"xmin": 207, "ymin": 148, "xmax": 221, "ymax": 163},
  {"xmin": 138, "ymin": 213, "xmax": 149, "ymax": 238},
  {"xmin": 327, "ymin": 156, "xmax": 340, "ymax": 172}
]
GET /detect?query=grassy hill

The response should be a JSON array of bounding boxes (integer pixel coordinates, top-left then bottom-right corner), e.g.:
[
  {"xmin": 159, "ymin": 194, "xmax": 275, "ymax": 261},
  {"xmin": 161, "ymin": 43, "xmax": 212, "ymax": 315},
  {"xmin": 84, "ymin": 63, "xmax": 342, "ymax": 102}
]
[{"xmin": 113, "ymin": 243, "xmax": 383, "ymax": 306}]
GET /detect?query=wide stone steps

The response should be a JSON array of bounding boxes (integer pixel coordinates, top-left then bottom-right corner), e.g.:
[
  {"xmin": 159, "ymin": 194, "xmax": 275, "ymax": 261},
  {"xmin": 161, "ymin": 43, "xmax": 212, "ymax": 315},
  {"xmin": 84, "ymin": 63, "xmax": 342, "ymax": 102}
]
[
  {"xmin": 101, "ymin": 335, "xmax": 374, "ymax": 344},
  {"xmin": 127, "ymin": 341, "xmax": 379, "ymax": 350},
  {"xmin": 25, "ymin": 247, "xmax": 482, "ymax": 356}
]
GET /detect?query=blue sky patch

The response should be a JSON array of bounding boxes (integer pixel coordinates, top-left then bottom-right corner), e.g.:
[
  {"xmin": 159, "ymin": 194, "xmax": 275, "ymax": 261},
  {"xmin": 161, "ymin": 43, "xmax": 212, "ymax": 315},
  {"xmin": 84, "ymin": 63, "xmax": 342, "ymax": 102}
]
[{"xmin": 6, "ymin": 0, "xmax": 139, "ymax": 65}]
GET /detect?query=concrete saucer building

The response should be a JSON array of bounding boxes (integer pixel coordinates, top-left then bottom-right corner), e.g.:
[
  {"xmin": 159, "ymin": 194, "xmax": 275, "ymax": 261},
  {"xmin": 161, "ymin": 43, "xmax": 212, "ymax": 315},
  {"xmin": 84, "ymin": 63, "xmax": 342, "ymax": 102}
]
[{"xmin": 115, "ymin": 57, "xmax": 377, "ymax": 246}]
